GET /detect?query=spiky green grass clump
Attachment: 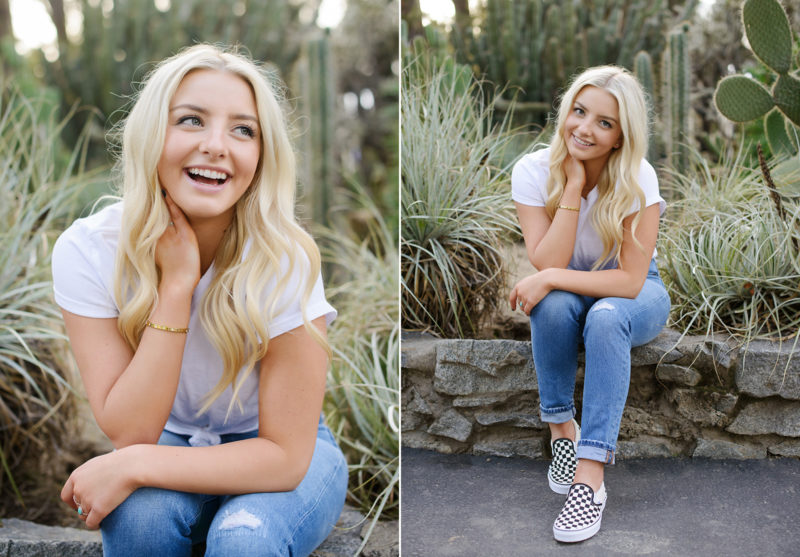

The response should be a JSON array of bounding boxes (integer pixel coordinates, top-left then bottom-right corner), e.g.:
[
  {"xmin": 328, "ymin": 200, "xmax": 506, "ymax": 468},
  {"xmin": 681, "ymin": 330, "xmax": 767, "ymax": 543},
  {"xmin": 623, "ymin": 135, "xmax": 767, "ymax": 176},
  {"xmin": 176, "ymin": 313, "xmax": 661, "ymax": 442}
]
[
  {"xmin": 319, "ymin": 188, "xmax": 399, "ymax": 551},
  {"xmin": 0, "ymin": 84, "xmax": 97, "ymax": 523},
  {"xmin": 401, "ymin": 55, "xmax": 534, "ymax": 338},
  {"xmin": 659, "ymin": 145, "xmax": 800, "ymax": 340}
]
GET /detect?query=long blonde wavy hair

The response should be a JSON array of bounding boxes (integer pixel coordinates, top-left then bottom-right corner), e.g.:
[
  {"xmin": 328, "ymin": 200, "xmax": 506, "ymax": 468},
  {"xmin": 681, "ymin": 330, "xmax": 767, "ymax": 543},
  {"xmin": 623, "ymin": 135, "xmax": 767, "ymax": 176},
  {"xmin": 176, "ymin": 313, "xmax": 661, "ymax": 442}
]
[
  {"xmin": 545, "ymin": 65, "xmax": 650, "ymax": 270},
  {"xmin": 112, "ymin": 44, "xmax": 327, "ymax": 417}
]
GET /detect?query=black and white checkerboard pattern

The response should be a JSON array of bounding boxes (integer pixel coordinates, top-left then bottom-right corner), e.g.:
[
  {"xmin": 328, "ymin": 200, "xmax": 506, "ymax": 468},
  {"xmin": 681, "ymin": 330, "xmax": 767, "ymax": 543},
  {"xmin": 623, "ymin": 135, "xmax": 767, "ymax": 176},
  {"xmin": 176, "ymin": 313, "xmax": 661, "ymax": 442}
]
[
  {"xmin": 548, "ymin": 437, "xmax": 577, "ymax": 484},
  {"xmin": 554, "ymin": 483, "xmax": 603, "ymax": 531}
]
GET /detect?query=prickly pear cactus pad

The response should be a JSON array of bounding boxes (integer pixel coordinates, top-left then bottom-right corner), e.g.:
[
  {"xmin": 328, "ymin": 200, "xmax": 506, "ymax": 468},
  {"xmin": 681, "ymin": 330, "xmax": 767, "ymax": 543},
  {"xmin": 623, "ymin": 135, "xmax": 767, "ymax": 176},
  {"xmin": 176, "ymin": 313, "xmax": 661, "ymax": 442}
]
[
  {"xmin": 714, "ymin": 75, "xmax": 774, "ymax": 122},
  {"xmin": 742, "ymin": 0, "xmax": 792, "ymax": 74},
  {"xmin": 772, "ymin": 74, "xmax": 800, "ymax": 126}
]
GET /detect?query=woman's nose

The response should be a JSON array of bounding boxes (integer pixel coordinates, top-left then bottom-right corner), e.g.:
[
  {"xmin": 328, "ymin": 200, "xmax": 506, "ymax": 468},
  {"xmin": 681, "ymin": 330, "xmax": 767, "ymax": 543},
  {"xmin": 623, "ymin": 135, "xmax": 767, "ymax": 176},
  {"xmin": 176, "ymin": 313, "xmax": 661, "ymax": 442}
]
[{"xmin": 200, "ymin": 126, "xmax": 227, "ymax": 157}]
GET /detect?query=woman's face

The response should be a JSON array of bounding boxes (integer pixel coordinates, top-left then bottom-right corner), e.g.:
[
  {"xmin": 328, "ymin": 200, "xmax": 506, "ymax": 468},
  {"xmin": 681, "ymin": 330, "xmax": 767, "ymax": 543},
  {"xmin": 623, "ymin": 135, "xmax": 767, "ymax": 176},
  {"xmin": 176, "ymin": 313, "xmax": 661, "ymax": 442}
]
[
  {"xmin": 157, "ymin": 69, "xmax": 261, "ymax": 225},
  {"xmin": 563, "ymin": 85, "xmax": 622, "ymax": 166}
]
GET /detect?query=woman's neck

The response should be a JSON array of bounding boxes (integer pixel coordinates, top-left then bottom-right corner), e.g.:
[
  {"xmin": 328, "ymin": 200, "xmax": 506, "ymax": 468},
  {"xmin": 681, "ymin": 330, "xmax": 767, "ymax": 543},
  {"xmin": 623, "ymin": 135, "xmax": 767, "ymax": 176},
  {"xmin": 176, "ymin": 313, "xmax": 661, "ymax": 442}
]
[
  {"xmin": 581, "ymin": 156, "xmax": 610, "ymax": 198},
  {"xmin": 188, "ymin": 212, "xmax": 232, "ymax": 274}
]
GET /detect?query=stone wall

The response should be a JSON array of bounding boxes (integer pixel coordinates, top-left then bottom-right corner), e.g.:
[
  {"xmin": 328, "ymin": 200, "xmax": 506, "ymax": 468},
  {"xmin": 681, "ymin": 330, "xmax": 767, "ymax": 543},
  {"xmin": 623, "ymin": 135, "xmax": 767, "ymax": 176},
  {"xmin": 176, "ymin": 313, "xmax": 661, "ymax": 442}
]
[{"xmin": 401, "ymin": 329, "xmax": 800, "ymax": 459}]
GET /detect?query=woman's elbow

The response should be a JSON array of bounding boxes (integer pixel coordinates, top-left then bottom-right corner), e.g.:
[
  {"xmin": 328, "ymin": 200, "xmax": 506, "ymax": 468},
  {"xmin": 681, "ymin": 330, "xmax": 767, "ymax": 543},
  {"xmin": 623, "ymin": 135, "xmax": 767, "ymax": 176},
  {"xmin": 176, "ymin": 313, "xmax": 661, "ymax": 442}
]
[{"xmin": 102, "ymin": 421, "xmax": 163, "ymax": 448}]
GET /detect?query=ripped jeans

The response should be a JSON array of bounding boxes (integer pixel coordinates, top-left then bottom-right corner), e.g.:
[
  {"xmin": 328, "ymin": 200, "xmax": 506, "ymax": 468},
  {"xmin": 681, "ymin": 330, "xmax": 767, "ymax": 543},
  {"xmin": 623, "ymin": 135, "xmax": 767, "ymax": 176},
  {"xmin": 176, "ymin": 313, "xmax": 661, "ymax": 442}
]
[
  {"xmin": 529, "ymin": 259, "xmax": 670, "ymax": 464},
  {"xmin": 100, "ymin": 417, "xmax": 348, "ymax": 557}
]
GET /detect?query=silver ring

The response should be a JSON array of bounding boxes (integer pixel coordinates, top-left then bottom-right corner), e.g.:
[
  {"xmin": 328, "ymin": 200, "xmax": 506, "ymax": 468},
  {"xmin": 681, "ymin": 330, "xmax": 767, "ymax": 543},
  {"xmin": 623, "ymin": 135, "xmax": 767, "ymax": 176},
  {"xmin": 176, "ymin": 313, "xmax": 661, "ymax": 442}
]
[
  {"xmin": 73, "ymin": 495, "xmax": 79, "ymax": 506},
  {"xmin": 77, "ymin": 505, "xmax": 84, "ymax": 516}
]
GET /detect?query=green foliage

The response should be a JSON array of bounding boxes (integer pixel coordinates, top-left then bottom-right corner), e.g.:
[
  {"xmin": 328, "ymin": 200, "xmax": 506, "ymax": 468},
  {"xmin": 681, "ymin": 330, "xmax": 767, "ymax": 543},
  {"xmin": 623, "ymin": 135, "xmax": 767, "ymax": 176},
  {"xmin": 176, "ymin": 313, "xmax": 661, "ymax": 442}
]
[
  {"xmin": 664, "ymin": 23, "xmax": 692, "ymax": 174},
  {"xmin": 659, "ymin": 144, "xmax": 800, "ymax": 340},
  {"xmin": 0, "ymin": 83, "xmax": 98, "ymax": 522},
  {"xmin": 298, "ymin": 32, "xmax": 336, "ymax": 228},
  {"xmin": 320, "ymin": 187, "xmax": 399, "ymax": 535},
  {"xmin": 633, "ymin": 50, "xmax": 660, "ymax": 163},
  {"xmin": 401, "ymin": 55, "xmax": 533, "ymax": 337},
  {"xmin": 41, "ymin": 0, "xmax": 315, "ymax": 163},
  {"xmin": 450, "ymin": 0, "xmax": 679, "ymax": 127},
  {"xmin": 713, "ymin": 0, "xmax": 800, "ymax": 155}
]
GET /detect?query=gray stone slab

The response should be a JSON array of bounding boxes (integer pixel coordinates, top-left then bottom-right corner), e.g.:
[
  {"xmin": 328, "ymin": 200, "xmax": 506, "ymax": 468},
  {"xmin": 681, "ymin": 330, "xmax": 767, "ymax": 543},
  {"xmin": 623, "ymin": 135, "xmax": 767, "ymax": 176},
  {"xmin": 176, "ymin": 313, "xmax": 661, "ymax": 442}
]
[
  {"xmin": 401, "ymin": 447, "xmax": 800, "ymax": 556},
  {"xmin": 692, "ymin": 438, "xmax": 767, "ymax": 459},
  {"xmin": 401, "ymin": 336, "xmax": 440, "ymax": 373},
  {"xmin": 736, "ymin": 339, "xmax": 800, "ymax": 400},
  {"xmin": 434, "ymin": 340, "xmax": 536, "ymax": 395},
  {"xmin": 727, "ymin": 399, "xmax": 800, "ymax": 436},
  {"xmin": 629, "ymin": 329, "xmax": 684, "ymax": 365},
  {"xmin": 0, "ymin": 505, "xmax": 376, "ymax": 557},
  {"xmin": 0, "ymin": 518, "xmax": 101, "ymax": 557},
  {"xmin": 427, "ymin": 408, "xmax": 473, "ymax": 442},
  {"xmin": 655, "ymin": 364, "xmax": 702, "ymax": 386}
]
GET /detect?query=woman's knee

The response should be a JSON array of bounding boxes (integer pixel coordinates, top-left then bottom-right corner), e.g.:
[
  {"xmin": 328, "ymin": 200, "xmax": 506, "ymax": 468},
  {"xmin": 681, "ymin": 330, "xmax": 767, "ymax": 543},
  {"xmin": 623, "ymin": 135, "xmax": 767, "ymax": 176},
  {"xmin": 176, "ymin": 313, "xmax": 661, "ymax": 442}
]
[
  {"xmin": 530, "ymin": 289, "xmax": 585, "ymax": 325},
  {"xmin": 102, "ymin": 487, "xmax": 211, "ymax": 551},
  {"xmin": 583, "ymin": 299, "xmax": 630, "ymax": 340},
  {"xmin": 205, "ymin": 442, "xmax": 347, "ymax": 557}
]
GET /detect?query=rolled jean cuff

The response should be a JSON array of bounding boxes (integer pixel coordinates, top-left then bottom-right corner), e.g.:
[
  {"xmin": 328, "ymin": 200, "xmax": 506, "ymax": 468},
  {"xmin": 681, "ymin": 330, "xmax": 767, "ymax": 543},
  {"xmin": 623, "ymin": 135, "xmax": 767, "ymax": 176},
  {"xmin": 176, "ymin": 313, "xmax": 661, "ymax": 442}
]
[
  {"xmin": 577, "ymin": 440, "xmax": 615, "ymax": 465},
  {"xmin": 539, "ymin": 404, "xmax": 576, "ymax": 424}
]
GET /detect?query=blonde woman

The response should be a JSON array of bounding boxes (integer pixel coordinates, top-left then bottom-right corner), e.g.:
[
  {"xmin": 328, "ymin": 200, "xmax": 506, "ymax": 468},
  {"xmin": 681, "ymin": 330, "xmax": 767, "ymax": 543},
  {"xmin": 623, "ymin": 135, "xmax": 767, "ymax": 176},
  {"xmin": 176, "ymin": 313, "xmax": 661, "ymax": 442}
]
[
  {"xmin": 509, "ymin": 66, "xmax": 670, "ymax": 543},
  {"xmin": 52, "ymin": 45, "xmax": 347, "ymax": 556}
]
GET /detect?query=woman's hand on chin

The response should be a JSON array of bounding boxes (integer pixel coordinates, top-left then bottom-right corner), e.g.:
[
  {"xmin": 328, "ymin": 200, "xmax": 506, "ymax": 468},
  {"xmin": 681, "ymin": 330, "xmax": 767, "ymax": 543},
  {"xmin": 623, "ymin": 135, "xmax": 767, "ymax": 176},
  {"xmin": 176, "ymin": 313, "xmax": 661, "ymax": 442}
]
[
  {"xmin": 156, "ymin": 191, "xmax": 201, "ymax": 292},
  {"xmin": 509, "ymin": 269, "xmax": 555, "ymax": 315},
  {"xmin": 563, "ymin": 154, "xmax": 586, "ymax": 190}
]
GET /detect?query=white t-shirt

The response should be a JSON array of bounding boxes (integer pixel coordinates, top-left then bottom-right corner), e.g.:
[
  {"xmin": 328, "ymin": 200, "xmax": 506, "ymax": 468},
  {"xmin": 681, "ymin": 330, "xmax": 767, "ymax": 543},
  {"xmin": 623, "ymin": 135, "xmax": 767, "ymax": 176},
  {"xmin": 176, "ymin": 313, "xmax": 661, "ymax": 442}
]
[
  {"xmin": 511, "ymin": 147, "xmax": 666, "ymax": 271},
  {"xmin": 52, "ymin": 202, "xmax": 336, "ymax": 445}
]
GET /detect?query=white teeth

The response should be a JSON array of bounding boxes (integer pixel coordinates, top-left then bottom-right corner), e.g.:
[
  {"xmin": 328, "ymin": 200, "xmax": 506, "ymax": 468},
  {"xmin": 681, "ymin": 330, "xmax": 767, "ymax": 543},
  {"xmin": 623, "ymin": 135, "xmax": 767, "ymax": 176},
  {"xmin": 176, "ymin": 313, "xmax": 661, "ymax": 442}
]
[
  {"xmin": 573, "ymin": 135, "xmax": 593, "ymax": 146},
  {"xmin": 187, "ymin": 168, "xmax": 229, "ymax": 180}
]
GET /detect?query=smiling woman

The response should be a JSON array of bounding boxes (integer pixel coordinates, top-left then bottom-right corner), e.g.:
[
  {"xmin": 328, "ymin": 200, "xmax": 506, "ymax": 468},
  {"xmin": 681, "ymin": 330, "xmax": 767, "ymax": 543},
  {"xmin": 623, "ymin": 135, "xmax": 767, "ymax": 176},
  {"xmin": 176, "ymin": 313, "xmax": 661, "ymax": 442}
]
[
  {"xmin": 510, "ymin": 65, "xmax": 670, "ymax": 543},
  {"xmin": 51, "ymin": 44, "xmax": 347, "ymax": 557}
]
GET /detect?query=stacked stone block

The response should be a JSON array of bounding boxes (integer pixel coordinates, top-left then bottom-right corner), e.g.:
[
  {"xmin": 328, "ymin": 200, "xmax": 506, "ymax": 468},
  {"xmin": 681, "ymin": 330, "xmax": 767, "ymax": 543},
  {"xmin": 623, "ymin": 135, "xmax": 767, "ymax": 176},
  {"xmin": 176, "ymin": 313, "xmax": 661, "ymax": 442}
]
[{"xmin": 401, "ymin": 329, "xmax": 800, "ymax": 460}]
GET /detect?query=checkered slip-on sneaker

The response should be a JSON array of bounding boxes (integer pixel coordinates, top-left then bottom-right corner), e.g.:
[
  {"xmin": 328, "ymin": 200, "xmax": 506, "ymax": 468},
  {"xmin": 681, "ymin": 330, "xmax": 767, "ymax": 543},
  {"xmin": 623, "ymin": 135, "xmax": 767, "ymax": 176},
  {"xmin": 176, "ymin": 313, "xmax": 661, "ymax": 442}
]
[
  {"xmin": 553, "ymin": 482, "xmax": 607, "ymax": 543},
  {"xmin": 547, "ymin": 419, "xmax": 580, "ymax": 494}
]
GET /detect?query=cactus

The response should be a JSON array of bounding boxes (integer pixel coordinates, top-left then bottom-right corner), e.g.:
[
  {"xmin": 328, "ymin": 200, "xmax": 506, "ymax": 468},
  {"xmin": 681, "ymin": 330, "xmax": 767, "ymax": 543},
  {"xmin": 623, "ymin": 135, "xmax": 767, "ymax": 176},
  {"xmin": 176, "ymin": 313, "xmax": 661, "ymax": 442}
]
[
  {"xmin": 664, "ymin": 23, "xmax": 691, "ymax": 174},
  {"xmin": 634, "ymin": 50, "xmax": 659, "ymax": 163},
  {"xmin": 450, "ymin": 0, "xmax": 681, "ymax": 126},
  {"xmin": 299, "ymin": 32, "xmax": 336, "ymax": 229},
  {"xmin": 41, "ymin": 0, "xmax": 310, "ymax": 161},
  {"xmin": 713, "ymin": 0, "xmax": 800, "ymax": 155}
]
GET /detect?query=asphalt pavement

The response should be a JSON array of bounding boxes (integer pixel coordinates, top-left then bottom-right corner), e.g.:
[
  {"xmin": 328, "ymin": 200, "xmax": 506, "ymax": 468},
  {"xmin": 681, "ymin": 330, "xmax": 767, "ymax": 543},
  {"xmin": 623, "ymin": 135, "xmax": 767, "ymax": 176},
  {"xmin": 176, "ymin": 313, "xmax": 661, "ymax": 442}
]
[{"xmin": 401, "ymin": 447, "xmax": 800, "ymax": 556}]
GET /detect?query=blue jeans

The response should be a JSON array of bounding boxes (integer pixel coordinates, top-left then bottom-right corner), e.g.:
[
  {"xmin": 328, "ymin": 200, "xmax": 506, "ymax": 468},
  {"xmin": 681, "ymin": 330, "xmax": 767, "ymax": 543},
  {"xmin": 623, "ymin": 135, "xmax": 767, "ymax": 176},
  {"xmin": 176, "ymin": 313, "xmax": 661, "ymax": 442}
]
[
  {"xmin": 100, "ymin": 417, "xmax": 348, "ymax": 557},
  {"xmin": 529, "ymin": 259, "xmax": 670, "ymax": 464}
]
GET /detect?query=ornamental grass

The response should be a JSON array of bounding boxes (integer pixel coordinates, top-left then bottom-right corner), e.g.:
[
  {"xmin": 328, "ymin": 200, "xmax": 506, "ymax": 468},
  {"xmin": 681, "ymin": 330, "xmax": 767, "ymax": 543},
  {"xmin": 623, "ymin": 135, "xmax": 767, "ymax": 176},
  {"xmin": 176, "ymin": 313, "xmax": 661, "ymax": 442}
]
[
  {"xmin": 401, "ymin": 55, "xmax": 534, "ymax": 338},
  {"xmin": 0, "ymin": 83, "xmax": 100, "ymax": 524},
  {"xmin": 658, "ymin": 144, "xmax": 800, "ymax": 342},
  {"xmin": 319, "ymin": 186, "xmax": 399, "ymax": 551}
]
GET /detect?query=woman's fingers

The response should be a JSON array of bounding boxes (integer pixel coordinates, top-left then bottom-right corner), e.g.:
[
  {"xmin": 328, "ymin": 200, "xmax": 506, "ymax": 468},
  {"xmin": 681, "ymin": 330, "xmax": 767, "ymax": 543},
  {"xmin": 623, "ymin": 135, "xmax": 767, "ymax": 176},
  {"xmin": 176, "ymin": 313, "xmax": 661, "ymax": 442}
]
[{"xmin": 163, "ymin": 191, "xmax": 188, "ymax": 230}]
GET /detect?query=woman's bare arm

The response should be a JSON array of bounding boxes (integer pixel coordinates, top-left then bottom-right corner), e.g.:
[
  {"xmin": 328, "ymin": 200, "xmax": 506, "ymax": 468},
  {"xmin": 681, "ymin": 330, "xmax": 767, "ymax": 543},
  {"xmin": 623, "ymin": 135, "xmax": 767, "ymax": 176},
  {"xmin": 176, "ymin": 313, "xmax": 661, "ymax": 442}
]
[
  {"xmin": 515, "ymin": 155, "xmax": 586, "ymax": 270},
  {"xmin": 61, "ymin": 318, "xmax": 329, "ymax": 530},
  {"xmin": 63, "ymin": 193, "xmax": 200, "ymax": 448},
  {"xmin": 510, "ymin": 204, "xmax": 661, "ymax": 312}
]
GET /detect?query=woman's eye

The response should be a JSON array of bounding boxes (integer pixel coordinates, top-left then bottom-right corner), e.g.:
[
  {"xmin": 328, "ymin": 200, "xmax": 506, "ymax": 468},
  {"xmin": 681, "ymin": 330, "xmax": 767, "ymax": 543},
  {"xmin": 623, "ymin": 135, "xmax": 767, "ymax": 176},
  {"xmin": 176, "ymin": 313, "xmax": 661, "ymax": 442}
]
[
  {"xmin": 574, "ymin": 107, "xmax": 584, "ymax": 115},
  {"xmin": 600, "ymin": 120, "xmax": 612, "ymax": 129},
  {"xmin": 178, "ymin": 115, "xmax": 202, "ymax": 126},
  {"xmin": 235, "ymin": 125, "xmax": 256, "ymax": 138}
]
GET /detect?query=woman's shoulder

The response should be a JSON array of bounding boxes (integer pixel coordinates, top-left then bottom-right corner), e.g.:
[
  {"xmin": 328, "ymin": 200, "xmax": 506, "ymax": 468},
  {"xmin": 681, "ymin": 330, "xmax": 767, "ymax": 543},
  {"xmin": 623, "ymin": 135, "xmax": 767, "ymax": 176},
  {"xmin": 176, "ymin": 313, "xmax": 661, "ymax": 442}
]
[
  {"xmin": 57, "ymin": 201, "xmax": 123, "ymax": 245},
  {"xmin": 636, "ymin": 157, "xmax": 659, "ymax": 192},
  {"xmin": 514, "ymin": 145, "xmax": 551, "ymax": 173},
  {"xmin": 53, "ymin": 201, "xmax": 123, "ymax": 273}
]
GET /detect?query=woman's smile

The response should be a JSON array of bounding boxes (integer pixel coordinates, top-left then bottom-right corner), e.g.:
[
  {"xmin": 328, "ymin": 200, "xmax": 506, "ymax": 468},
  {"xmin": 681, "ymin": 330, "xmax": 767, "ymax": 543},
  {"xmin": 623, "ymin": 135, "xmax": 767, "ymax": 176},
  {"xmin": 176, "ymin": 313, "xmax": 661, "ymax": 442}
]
[{"xmin": 157, "ymin": 69, "xmax": 261, "ymax": 226}]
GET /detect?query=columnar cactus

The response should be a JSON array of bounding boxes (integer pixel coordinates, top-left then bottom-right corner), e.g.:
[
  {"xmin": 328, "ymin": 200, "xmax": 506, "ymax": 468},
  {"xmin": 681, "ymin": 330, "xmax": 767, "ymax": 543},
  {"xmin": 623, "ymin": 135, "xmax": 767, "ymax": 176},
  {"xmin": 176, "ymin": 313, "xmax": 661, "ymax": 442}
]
[
  {"xmin": 451, "ymin": 0, "xmax": 678, "ymax": 125},
  {"xmin": 299, "ymin": 32, "xmax": 336, "ymax": 228},
  {"xmin": 713, "ymin": 0, "xmax": 800, "ymax": 155},
  {"xmin": 634, "ymin": 50, "xmax": 659, "ymax": 163},
  {"xmin": 664, "ymin": 24, "xmax": 691, "ymax": 174}
]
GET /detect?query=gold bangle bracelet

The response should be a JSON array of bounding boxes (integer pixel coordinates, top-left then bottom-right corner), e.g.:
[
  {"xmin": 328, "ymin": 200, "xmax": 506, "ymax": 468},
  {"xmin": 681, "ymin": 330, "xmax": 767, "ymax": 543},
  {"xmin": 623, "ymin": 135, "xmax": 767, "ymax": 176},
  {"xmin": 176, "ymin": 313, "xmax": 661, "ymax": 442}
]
[
  {"xmin": 558, "ymin": 204, "xmax": 580, "ymax": 212},
  {"xmin": 145, "ymin": 320, "xmax": 189, "ymax": 334}
]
